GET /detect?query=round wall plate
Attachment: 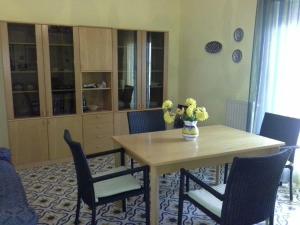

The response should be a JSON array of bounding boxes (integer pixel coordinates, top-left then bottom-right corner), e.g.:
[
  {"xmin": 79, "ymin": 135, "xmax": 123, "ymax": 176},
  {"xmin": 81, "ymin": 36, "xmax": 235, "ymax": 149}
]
[
  {"xmin": 205, "ymin": 41, "xmax": 222, "ymax": 54},
  {"xmin": 232, "ymin": 49, "xmax": 242, "ymax": 63},
  {"xmin": 234, "ymin": 28, "xmax": 244, "ymax": 42}
]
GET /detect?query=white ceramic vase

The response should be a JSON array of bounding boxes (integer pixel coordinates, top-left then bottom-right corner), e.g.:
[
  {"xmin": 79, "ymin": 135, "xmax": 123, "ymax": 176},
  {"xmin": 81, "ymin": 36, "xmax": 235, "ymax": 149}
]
[{"xmin": 182, "ymin": 120, "xmax": 199, "ymax": 141}]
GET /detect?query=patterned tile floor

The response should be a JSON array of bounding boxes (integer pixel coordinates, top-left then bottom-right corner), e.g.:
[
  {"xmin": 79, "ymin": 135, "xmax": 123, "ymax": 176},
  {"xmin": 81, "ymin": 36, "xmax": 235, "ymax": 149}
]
[{"xmin": 18, "ymin": 155, "xmax": 300, "ymax": 225}]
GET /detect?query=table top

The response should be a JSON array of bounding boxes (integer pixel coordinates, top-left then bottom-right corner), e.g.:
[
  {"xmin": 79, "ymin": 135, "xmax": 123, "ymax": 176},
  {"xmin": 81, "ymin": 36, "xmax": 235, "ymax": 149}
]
[{"xmin": 113, "ymin": 125, "xmax": 284, "ymax": 166}]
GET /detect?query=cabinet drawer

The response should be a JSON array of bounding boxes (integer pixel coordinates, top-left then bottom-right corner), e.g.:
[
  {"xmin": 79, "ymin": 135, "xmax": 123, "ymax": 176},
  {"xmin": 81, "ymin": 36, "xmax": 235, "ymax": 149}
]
[
  {"xmin": 83, "ymin": 113, "xmax": 113, "ymax": 128},
  {"xmin": 83, "ymin": 113, "xmax": 114, "ymax": 154}
]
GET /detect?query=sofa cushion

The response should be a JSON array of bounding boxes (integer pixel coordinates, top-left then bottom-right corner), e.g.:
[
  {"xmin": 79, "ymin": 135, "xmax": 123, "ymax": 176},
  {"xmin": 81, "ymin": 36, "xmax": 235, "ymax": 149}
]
[
  {"xmin": 0, "ymin": 205, "xmax": 37, "ymax": 225},
  {"xmin": 0, "ymin": 160, "xmax": 37, "ymax": 225},
  {"xmin": 0, "ymin": 148, "xmax": 11, "ymax": 163},
  {"xmin": 0, "ymin": 160, "xmax": 27, "ymax": 207}
]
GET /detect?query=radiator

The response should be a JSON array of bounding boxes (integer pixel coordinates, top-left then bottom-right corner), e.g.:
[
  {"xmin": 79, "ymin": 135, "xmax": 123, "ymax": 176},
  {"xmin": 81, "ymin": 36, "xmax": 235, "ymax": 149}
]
[{"xmin": 225, "ymin": 100, "xmax": 249, "ymax": 131}]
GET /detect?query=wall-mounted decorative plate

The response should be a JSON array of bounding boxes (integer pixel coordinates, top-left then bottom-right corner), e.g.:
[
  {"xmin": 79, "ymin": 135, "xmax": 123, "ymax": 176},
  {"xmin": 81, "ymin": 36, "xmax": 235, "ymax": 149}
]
[
  {"xmin": 234, "ymin": 28, "xmax": 244, "ymax": 42},
  {"xmin": 205, "ymin": 41, "xmax": 222, "ymax": 54},
  {"xmin": 232, "ymin": 49, "xmax": 242, "ymax": 63}
]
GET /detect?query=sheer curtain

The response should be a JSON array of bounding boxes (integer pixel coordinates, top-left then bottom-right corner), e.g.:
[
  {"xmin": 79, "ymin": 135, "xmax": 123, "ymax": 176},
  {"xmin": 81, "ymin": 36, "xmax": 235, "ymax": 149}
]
[{"xmin": 248, "ymin": 0, "xmax": 300, "ymax": 183}]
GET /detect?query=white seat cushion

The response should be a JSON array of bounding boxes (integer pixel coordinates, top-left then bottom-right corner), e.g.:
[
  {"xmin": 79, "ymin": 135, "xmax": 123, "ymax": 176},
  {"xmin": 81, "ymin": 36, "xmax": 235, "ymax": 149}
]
[
  {"xmin": 92, "ymin": 166, "xmax": 141, "ymax": 201},
  {"xmin": 187, "ymin": 184, "xmax": 226, "ymax": 217}
]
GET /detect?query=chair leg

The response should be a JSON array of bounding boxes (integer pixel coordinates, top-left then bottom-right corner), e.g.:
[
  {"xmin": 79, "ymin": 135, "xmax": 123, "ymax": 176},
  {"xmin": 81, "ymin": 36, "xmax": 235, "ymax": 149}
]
[
  {"xmin": 224, "ymin": 163, "xmax": 228, "ymax": 184},
  {"xmin": 145, "ymin": 193, "xmax": 150, "ymax": 225},
  {"xmin": 269, "ymin": 212, "xmax": 274, "ymax": 225},
  {"xmin": 122, "ymin": 199, "xmax": 127, "ymax": 212},
  {"xmin": 91, "ymin": 206, "xmax": 96, "ymax": 225},
  {"xmin": 75, "ymin": 192, "xmax": 81, "ymax": 225},
  {"xmin": 289, "ymin": 168, "xmax": 293, "ymax": 201},
  {"xmin": 144, "ymin": 167, "xmax": 150, "ymax": 225},
  {"xmin": 177, "ymin": 170, "xmax": 185, "ymax": 225},
  {"xmin": 131, "ymin": 158, "xmax": 134, "ymax": 169}
]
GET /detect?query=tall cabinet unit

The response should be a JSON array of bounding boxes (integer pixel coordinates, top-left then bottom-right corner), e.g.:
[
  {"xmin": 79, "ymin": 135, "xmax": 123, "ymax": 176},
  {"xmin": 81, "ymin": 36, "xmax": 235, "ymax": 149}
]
[
  {"xmin": 42, "ymin": 25, "xmax": 82, "ymax": 160},
  {"xmin": 0, "ymin": 21, "xmax": 168, "ymax": 165},
  {"xmin": 78, "ymin": 27, "xmax": 114, "ymax": 154},
  {"xmin": 0, "ymin": 22, "xmax": 49, "ymax": 165},
  {"xmin": 113, "ymin": 30, "xmax": 168, "ymax": 135}
]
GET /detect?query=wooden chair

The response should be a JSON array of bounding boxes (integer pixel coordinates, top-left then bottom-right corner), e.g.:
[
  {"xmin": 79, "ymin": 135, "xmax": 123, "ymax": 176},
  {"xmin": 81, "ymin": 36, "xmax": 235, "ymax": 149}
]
[
  {"xmin": 63, "ymin": 130, "xmax": 150, "ymax": 225},
  {"xmin": 178, "ymin": 148, "xmax": 292, "ymax": 225}
]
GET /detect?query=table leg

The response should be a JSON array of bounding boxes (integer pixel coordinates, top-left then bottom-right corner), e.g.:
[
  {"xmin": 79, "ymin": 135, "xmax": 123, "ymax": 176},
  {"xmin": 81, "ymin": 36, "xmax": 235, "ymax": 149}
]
[
  {"xmin": 150, "ymin": 166, "xmax": 160, "ymax": 225},
  {"xmin": 114, "ymin": 152, "xmax": 122, "ymax": 208}
]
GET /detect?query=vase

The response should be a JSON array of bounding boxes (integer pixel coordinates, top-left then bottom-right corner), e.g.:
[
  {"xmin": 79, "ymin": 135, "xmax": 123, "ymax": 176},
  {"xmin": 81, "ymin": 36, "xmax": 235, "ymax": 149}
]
[{"xmin": 182, "ymin": 120, "xmax": 199, "ymax": 141}]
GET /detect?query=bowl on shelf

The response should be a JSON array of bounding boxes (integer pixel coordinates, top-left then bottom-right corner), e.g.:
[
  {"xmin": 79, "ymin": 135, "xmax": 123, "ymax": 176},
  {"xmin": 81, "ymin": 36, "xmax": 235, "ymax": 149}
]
[{"xmin": 88, "ymin": 105, "xmax": 99, "ymax": 111}]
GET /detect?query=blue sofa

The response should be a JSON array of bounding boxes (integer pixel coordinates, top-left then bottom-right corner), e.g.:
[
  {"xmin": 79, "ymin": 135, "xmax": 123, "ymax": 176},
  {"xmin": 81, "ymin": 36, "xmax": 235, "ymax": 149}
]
[{"xmin": 0, "ymin": 149, "xmax": 37, "ymax": 225}]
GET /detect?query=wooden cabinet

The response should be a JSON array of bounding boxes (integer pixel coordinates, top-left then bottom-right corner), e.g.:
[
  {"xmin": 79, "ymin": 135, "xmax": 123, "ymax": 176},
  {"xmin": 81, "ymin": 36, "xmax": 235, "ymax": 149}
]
[
  {"xmin": 8, "ymin": 119, "xmax": 49, "ymax": 165},
  {"xmin": 83, "ymin": 113, "xmax": 114, "ymax": 154},
  {"xmin": 142, "ymin": 31, "xmax": 168, "ymax": 109},
  {"xmin": 48, "ymin": 116, "xmax": 83, "ymax": 160},
  {"xmin": 1, "ymin": 22, "xmax": 168, "ymax": 165},
  {"xmin": 113, "ymin": 30, "xmax": 168, "ymax": 112},
  {"xmin": 42, "ymin": 25, "xmax": 81, "ymax": 116},
  {"xmin": 79, "ymin": 27, "xmax": 112, "ymax": 71},
  {"xmin": 0, "ymin": 22, "xmax": 46, "ymax": 119}
]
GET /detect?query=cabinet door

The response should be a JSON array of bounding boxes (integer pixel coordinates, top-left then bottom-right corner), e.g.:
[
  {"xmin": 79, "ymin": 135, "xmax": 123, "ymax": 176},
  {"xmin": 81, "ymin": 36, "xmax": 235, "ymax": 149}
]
[
  {"xmin": 79, "ymin": 27, "xmax": 112, "ymax": 71},
  {"xmin": 142, "ymin": 32, "xmax": 168, "ymax": 109},
  {"xmin": 113, "ymin": 112, "xmax": 129, "ymax": 135},
  {"xmin": 83, "ymin": 113, "xmax": 114, "ymax": 154},
  {"xmin": 48, "ymin": 116, "xmax": 83, "ymax": 160},
  {"xmin": 8, "ymin": 119, "xmax": 49, "ymax": 165},
  {"xmin": 43, "ymin": 25, "xmax": 81, "ymax": 116},
  {"xmin": 1, "ymin": 23, "xmax": 46, "ymax": 119},
  {"xmin": 114, "ymin": 30, "xmax": 142, "ymax": 111}
]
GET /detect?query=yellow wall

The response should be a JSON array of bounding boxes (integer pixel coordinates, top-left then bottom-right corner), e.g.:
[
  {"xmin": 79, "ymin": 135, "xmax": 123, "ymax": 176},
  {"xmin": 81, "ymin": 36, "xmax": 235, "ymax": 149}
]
[
  {"xmin": 0, "ymin": 0, "xmax": 181, "ymax": 146},
  {"xmin": 0, "ymin": 0, "xmax": 259, "ymax": 147},
  {"xmin": 178, "ymin": 0, "xmax": 257, "ymax": 125}
]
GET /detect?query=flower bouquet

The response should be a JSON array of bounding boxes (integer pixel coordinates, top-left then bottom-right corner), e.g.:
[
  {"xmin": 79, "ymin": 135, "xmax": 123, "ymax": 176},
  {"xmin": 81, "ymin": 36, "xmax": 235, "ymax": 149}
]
[{"xmin": 162, "ymin": 98, "xmax": 209, "ymax": 140}]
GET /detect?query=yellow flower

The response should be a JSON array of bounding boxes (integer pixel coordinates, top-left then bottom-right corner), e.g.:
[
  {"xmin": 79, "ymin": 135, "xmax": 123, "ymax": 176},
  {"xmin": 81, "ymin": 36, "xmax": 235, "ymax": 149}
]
[
  {"xmin": 162, "ymin": 100, "xmax": 173, "ymax": 111},
  {"xmin": 176, "ymin": 108, "xmax": 184, "ymax": 116},
  {"xmin": 185, "ymin": 98, "xmax": 197, "ymax": 107},
  {"xmin": 196, "ymin": 107, "xmax": 209, "ymax": 121},
  {"xmin": 186, "ymin": 105, "xmax": 195, "ymax": 117},
  {"xmin": 164, "ymin": 111, "xmax": 175, "ymax": 124}
]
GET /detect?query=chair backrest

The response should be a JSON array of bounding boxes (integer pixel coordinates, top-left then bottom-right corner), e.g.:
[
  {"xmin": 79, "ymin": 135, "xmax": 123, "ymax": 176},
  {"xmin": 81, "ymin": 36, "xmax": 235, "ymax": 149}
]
[
  {"xmin": 174, "ymin": 104, "xmax": 187, "ymax": 128},
  {"xmin": 221, "ymin": 149, "xmax": 291, "ymax": 225},
  {"xmin": 260, "ymin": 112, "xmax": 300, "ymax": 162},
  {"xmin": 122, "ymin": 85, "xmax": 134, "ymax": 108},
  {"xmin": 127, "ymin": 109, "xmax": 165, "ymax": 134},
  {"xmin": 63, "ymin": 130, "xmax": 95, "ymax": 206}
]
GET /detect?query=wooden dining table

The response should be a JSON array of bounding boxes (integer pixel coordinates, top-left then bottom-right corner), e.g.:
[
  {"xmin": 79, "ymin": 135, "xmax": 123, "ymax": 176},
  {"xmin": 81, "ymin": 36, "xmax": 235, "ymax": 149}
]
[{"xmin": 113, "ymin": 125, "xmax": 284, "ymax": 225}]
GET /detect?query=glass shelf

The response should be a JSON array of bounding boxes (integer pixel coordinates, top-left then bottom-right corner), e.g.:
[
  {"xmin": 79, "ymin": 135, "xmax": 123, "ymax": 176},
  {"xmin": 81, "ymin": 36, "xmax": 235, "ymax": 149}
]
[
  {"xmin": 13, "ymin": 90, "xmax": 38, "ymax": 94},
  {"xmin": 82, "ymin": 88, "xmax": 111, "ymax": 91},
  {"xmin": 9, "ymin": 42, "xmax": 36, "ymax": 45}
]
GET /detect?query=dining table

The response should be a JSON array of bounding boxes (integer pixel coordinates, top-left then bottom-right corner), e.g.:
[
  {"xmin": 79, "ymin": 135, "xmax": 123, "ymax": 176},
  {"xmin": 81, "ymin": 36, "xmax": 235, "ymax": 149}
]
[{"xmin": 112, "ymin": 125, "xmax": 284, "ymax": 225}]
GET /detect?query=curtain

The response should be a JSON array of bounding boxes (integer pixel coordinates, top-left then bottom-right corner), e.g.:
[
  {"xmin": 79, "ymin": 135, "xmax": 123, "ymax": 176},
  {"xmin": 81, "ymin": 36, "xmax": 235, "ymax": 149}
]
[{"xmin": 248, "ymin": 0, "xmax": 300, "ymax": 184}]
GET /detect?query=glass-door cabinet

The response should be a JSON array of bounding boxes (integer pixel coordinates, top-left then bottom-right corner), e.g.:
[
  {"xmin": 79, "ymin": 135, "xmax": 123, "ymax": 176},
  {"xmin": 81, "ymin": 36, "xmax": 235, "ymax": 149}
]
[
  {"xmin": 144, "ymin": 32, "xmax": 168, "ymax": 109},
  {"xmin": 115, "ymin": 30, "xmax": 141, "ymax": 111},
  {"xmin": 42, "ymin": 25, "xmax": 79, "ymax": 116},
  {"xmin": 2, "ymin": 23, "xmax": 46, "ymax": 119}
]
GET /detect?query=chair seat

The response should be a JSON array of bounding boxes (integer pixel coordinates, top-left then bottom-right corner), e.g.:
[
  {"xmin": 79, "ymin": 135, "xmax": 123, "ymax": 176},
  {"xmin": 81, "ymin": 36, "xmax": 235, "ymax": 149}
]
[
  {"xmin": 93, "ymin": 166, "xmax": 141, "ymax": 200},
  {"xmin": 187, "ymin": 184, "xmax": 225, "ymax": 217}
]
